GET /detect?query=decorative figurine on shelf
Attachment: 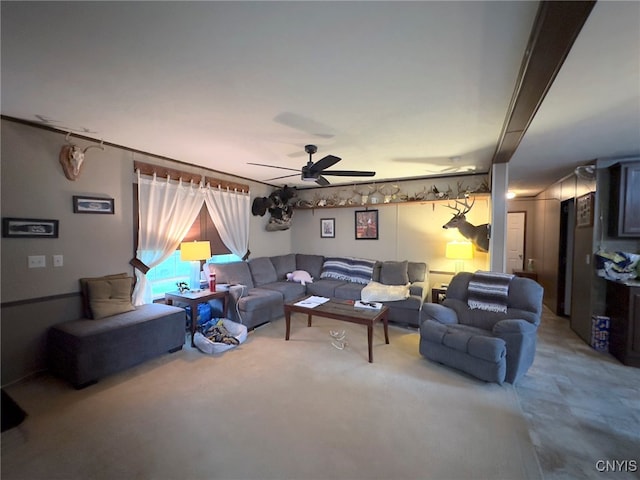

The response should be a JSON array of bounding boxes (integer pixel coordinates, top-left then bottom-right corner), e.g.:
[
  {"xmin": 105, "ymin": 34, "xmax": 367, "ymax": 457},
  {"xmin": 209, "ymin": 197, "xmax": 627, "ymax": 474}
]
[{"xmin": 177, "ymin": 281, "xmax": 190, "ymax": 293}]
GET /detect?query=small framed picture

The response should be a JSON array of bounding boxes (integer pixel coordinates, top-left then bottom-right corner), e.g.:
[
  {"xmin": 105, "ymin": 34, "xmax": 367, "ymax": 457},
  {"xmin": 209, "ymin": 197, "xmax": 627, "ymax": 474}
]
[
  {"xmin": 320, "ymin": 218, "xmax": 335, "ymax": 238},
  {"xmin": 73, "ymin": 196, "xmax": 115, "ymax": 214},
  {"xmin": 576, "ymin": 192, "xmax": 594, "ymax": 228},
  {"xmin": 355, "ymin": 210, "xmax": 378, "ymax": 240},
  {"xmin": 2, "ymin": 218, "xmax": 59, "ymax": 238}
]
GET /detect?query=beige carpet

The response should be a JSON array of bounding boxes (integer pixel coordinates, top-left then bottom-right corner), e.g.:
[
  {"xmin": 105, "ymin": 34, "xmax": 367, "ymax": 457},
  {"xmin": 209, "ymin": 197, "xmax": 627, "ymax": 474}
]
[{"xmin": 1, "ymin": 316, "xmax": 542, "ymax": 480}]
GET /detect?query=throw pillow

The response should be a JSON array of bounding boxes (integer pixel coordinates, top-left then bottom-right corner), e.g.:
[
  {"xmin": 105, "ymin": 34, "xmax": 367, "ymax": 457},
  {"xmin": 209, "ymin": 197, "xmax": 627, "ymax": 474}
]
[
  {"xmin": 380, "ymin": 261, "xmax": 409, "ymax": 285},
  {"xmin": 320, "ymin": 258, "xmax": 352, "ymax": 282},
  {"xmin": 349, "ymin": 257, "xmax": 376, "ymax": 285},
  {"xmin": 87, "ymin": 277, "xmax": 136, "ymax": 320},
  {"xmin": 361, "ymin": 281, "xmax": 410, "ymax": 302},
  {"xmin": 79, "ymin": 272, "xmax": 129, "ymax": 318}
]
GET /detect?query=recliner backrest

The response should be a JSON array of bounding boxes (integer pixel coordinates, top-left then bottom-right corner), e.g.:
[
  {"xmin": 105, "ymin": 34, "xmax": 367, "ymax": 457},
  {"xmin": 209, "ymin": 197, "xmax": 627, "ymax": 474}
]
[{"xmin": 443, "ymin": 272, "xmax": 543, "ymax": 330}]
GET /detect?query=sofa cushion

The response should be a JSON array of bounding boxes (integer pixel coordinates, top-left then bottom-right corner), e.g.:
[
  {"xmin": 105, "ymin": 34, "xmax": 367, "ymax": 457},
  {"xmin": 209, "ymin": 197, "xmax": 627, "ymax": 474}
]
[
  {"xmin": 248, "ymin": 257, "xmax": 278, "ymax": 286},
  {"xmin": 320, "ymin": 257, "xmax": 376, "ymax": 285},
  {"xmin": 320, "ymin": 257, "xmax": 352, "ymax": 282},
  {"xmin": 260, "ymin": 281, "xmax": 306, "ymax": 302},
  {"xmin": 270, "ymin": 254, "xmax": 297, "ymax": 280},
  {"xmin": 79, "ymin": 272, "xmax": 129, "ymax": 318},
  {"xmin": 408, "ymin": 262, "xmax": 427, "ymax": 282},
  {"xmin": 213, "ymin": 261, "xmax": 254, "ymax": 289},
  {"xmin": 305, "ymin": 279, "xmax": 346, "ymax": 298},
  {"xmin": 349, "ymin": 257, "xmax": 377, "ymax": 284},
  {"xmin": 237, "ymin": 288, "xmax": 283, "ymax": 312},
  {"xmin": 296, "ymin": 254, "xmax": 324, "ymax": 279},
  {"xmin": 380, "ymin": 261, "xmax": 409, "ymax": 285},
  {"xmin": 334, "ymin": 282, "xmax": 365, "ymax": 300},
  {"xmin": 86, "ymin": 277, "xmax": 136, "ymax": 320}
]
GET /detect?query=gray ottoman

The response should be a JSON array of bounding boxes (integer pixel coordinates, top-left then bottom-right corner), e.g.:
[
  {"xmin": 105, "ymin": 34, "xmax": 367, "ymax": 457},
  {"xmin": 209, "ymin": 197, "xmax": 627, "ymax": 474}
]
[
  {"xmin": 419, "ymin": 319, "xmax": 507, "ymax": 384},
  {"xmin": 48, "ymin": 303, "xmax": 186, "ymax": 388}
]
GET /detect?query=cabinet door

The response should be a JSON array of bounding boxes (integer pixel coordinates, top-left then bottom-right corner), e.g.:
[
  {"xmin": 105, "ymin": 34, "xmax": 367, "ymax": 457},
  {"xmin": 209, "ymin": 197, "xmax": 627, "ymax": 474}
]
[{"xmin": 609, "ymin": 162, "xmax": 640, "ymax": 237}]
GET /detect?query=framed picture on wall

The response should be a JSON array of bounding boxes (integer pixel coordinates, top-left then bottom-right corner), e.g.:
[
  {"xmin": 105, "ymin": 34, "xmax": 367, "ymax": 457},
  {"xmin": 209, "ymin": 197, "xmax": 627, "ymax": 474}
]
[
  {"xmin": 73, "ymin": 196, "xmax": 115, "ymax": 214},
  {"xmin": 320, "ymin": 218, "xmax": 335, "ymax": 238},
  {"xmin": 355, "ymin": 210, "xmax": 378, "ymax": 240},
  {"xmin": 2, "ymin": 217, "xmax": 59, "ymax": 238},
  {"xmin": 576, "ymin": 192, "xmax": 594, "ymax": 228}
]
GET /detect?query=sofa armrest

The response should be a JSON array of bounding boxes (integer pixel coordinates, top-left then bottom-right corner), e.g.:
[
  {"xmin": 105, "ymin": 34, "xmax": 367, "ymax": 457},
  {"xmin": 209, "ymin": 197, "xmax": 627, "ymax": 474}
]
[
  {"xmin": 420, "ymin": 303, "xmax": 459, "ymax": 326},
  {"xmin": 493, "ymin": 319, "xmax": 538, "ymax": 335},
  {"xmin": 409, "ymin": 281, "xmax": 426, "ymax": 299}
]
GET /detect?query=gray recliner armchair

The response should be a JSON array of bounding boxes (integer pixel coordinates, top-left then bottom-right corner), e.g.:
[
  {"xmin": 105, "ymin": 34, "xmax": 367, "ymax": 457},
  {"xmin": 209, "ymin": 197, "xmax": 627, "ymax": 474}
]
[{"xmin": 419, "ymin": 272, "xmax": 543, "ymax": 384}]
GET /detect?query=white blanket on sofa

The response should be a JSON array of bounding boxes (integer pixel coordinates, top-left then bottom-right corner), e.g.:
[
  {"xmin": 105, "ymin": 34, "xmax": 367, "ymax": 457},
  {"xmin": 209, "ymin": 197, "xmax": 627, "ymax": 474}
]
[{"xmin": 361, "ymin": 281, "xmax": 410, "ymax": 302}]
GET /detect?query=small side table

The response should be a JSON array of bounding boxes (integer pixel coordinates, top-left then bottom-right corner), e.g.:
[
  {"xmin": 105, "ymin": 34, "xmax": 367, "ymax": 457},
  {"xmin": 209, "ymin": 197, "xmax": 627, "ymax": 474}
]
[
  {"xmin": 165, "ymin": 289, "xmax": 229, "ymax": 347},
  {"xmin": 431, "ymin": 287, "xmax": 448, "ymax": 304},
  {"xmin": 513, "ymin": 271, "xmax": 538, "ymax": 282}
]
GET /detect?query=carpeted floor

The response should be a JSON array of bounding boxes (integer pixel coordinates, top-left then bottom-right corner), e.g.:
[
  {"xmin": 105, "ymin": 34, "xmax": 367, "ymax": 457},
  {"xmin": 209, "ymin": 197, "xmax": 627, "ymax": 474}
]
[{"xmin": 1, "ymin": 315, "xmax": 541, "ymax": 480}]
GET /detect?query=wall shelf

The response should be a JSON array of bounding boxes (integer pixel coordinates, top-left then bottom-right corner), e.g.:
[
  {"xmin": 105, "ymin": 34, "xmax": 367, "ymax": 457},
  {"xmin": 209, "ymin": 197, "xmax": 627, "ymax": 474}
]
[{"xmin": 293, "ymin": 193, "xmax": 491, "ymax": 210}]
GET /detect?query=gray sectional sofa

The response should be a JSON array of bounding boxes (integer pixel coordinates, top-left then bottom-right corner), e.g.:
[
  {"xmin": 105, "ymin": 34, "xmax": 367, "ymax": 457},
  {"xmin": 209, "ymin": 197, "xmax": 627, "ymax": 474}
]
[{"xmin": 214, "ymin": 253, "xmax": 428, "ymax": 330}]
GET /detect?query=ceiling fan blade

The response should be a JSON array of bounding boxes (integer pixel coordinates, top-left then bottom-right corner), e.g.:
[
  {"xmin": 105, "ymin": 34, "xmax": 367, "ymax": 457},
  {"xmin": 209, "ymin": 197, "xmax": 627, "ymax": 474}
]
[
  {"xmin": 247, "ymin": 162, "xmax": 299, "ymax": 173},
  {"xmin": 321, "ymin": 170, "xmax": 376, "ymax": 177},
  {"xmin": 310, "ymin": 155, "xmax": 341, "ymax": 173},
  {"xmin": 265, "ymin": 173, "xmax": 299, "ymax": 181},
  {"xmin": 315, "ymin": 175, "xmax": 330, "ymax": 186}
]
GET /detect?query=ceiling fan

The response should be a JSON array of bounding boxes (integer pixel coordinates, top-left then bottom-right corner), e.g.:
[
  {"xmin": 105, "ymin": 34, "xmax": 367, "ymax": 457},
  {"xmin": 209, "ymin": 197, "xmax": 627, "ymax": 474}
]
[{"xmin": 248, "ymin": 145, "xmax": 375, "ymax": 186}]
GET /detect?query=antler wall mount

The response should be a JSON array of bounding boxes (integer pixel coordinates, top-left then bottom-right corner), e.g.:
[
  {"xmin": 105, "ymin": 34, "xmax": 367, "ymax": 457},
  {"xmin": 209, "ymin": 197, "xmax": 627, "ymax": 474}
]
[{"xmin": 59, "ymin": 132, "xmax": 104, "ymax": 181}]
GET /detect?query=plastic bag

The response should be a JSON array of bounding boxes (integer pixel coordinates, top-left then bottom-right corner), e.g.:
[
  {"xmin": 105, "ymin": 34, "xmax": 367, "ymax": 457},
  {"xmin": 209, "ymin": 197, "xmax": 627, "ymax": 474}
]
[{"xmin": 595, "ymin": 250, "xmax": 640, "ymax": 281}]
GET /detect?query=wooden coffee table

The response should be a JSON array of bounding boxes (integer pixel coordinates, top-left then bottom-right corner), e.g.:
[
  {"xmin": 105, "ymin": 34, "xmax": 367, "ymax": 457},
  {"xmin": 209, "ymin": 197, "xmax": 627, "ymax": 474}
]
[{"xmin": 284, "ymin": 297, "xmax": 389, "ymax": 363}]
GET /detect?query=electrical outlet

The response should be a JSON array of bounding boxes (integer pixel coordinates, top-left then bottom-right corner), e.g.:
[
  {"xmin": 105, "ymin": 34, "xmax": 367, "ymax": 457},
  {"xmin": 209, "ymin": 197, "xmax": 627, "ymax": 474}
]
[
  {"xmin": 53, "ymin": 255, "xmax": 64, "ymax": 267},
  {"xmin": 28, "ymin": 255, "xmax": 46, "ymax": 268}
]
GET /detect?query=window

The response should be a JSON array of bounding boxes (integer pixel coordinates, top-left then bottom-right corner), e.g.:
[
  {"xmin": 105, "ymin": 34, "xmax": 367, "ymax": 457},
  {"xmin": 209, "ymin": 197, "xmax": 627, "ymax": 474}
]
[
  {"xmin": 148, "ymin": 251, "xmax": 242, "ymax": 299},
  {"xmin": 143, "ymin": 203, "xmax": 238, "ymax": 299}
]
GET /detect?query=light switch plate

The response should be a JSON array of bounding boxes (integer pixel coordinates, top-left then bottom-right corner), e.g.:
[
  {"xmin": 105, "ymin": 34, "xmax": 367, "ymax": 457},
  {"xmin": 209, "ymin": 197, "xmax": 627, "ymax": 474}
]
[
  {"xmin": 28, "ymin": 255, "xmax": 46, "ymax": 268},
  {"xmin": 53, "ymin": 255, "xmax": 63, "ymax": 267}
]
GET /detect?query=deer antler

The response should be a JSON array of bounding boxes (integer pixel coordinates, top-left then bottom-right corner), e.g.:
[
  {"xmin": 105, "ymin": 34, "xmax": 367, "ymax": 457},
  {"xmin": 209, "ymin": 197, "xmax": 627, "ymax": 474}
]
[
  {"xmin": 444, "ymin": 196, "xmax": 475, "ymax": 216},
  {"xmin": 83, "ymin": 139, "xmax": 104, "ymax": 153},
  {"xmin": 454, "ymin": 196, "xmax": 475, "ymax": 215}
]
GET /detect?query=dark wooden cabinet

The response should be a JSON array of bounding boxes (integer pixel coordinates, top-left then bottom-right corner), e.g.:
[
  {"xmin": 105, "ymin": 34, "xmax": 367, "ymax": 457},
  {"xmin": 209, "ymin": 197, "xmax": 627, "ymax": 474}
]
[
  {"xmin": 608, "ymin": 161, "xmax": 640, "ymax": 237},
  {"xmin": 606, "ymin": 281, "xmax": 640, "ymax": 367}
]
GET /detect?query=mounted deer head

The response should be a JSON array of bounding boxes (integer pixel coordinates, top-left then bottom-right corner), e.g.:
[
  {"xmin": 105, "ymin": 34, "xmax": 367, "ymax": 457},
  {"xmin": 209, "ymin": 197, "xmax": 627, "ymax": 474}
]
[
  {"xmin": 442, "ymin": 197, "xmax": 490, "ymax": 252},
  {"xmin": 59, "ymin": 133, "xmax": 104, "ymax": 181}
]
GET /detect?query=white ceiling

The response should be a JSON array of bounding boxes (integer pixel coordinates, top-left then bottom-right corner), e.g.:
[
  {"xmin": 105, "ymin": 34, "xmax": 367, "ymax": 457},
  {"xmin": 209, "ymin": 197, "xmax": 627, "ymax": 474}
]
[{"xmin": 2, "ymin": 1, "xmax": 639, "ymax": 197}]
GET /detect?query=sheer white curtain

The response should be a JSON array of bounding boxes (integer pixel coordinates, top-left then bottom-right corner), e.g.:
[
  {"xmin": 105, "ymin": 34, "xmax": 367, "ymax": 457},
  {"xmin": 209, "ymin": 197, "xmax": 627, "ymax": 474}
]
[
  {"xmin": 133, "ymin": 173, "xmax": 204, "ymax": 305},
  {"xmin": 203, "ymin": 185, "xmax": 250, "ymax": 259}
]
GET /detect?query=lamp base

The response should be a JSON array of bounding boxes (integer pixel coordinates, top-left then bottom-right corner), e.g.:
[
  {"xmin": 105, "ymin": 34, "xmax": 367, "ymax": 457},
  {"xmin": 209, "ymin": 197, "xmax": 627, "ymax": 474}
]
[
  {"xmin": 454, "ymin": 260, "xmax": 465, "ymax": 273},
  {"xmin": 189, "ymin": 261, "xmax": 201, "ymax": 290}
]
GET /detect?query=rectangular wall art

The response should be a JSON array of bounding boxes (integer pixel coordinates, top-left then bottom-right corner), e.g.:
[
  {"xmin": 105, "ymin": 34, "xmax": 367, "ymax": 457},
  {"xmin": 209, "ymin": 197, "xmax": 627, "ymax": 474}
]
[
  {"xmin": 320, "ymin": 218, "xmax": 335, "ymax": 238},
  {"xmin": 2, "ymin": 218, "xmax": 59, "ymax": 238},
  {"xmin": 73, "ymin": 196, "xmax": 115, "ymax": 214},
  {"xmin": 355, "ymin": 210, "xmax": 378, "ymax": 240}
]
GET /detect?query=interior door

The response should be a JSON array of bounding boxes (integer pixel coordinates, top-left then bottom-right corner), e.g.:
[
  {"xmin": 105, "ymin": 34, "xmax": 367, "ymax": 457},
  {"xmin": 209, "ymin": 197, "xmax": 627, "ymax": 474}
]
[{"xmin": 506, "ymin": 212, "xmax": 526, "ymax": 273}]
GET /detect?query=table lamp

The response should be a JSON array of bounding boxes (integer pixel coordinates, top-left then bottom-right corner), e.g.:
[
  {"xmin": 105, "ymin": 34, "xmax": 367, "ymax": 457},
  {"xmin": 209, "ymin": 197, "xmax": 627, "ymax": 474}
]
[
  {"xmin": 446, "ymin": 240, "xmax": 473, "ymax": 273},
  {"xmin": 180, "ymin": 240, "xmax": 211, "ymax": 290}
]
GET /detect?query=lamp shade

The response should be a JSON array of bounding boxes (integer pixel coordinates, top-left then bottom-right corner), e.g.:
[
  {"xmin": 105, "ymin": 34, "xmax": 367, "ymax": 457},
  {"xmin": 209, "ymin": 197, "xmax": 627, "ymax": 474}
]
[
  {"xmin": 180, "ymin": 241, "xmax": 211, "ymax": 261},
  {"xmin": 445, "ymin": 241, "xmax": 473, "ymax": 260}
]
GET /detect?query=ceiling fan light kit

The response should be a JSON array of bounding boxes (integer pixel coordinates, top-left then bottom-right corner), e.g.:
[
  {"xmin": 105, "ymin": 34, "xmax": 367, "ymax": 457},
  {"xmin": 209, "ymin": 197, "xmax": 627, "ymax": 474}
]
[{"xmin": 248, "ymin": 144, "xmax": 376, "ymax": 186}]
